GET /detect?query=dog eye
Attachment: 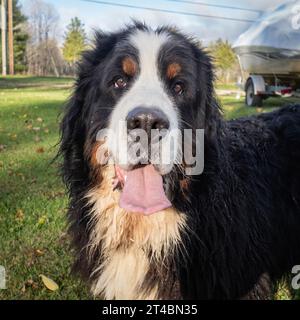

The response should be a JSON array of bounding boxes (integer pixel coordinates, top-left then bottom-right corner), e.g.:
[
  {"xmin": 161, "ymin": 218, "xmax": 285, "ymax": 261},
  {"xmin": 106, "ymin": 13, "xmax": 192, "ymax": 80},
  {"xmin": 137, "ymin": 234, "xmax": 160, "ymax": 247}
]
[
  {"xmin": 173, "ymin": 82, "xmax": 184, "ymax": 95},
  {"xmin": 114, "ymin": 77, "xmax": 127, "ymax": 89}
]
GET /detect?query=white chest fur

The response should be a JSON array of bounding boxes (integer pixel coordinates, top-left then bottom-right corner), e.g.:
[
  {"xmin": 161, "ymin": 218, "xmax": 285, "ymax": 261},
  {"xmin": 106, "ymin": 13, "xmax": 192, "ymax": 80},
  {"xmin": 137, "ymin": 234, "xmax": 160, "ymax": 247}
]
[{"xmin": 86, "ymin": 166, "xmax": 186, "ymax": 300}]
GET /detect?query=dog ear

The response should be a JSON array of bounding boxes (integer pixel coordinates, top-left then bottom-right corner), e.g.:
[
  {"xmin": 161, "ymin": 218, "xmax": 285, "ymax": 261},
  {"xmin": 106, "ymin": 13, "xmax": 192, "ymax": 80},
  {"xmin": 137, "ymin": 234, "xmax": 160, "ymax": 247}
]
[
  {"xmin": 59, "ymin": 85, "xmax": 88, "ymax": 192},
  {"xmin": 204, "ymin": 95, "xmax": 222, "ymax": 140},
  {"xmin": 194, "ymin": 48, "xmax": 222, "ymax": 139},
  {"xmin": 59, "ymin": 31, "xmax": 118, "ymax": 192}
]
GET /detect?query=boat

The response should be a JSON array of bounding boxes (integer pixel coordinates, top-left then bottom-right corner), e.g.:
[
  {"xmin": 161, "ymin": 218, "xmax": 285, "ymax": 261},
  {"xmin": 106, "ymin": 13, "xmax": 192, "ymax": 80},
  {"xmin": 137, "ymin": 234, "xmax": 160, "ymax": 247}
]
[
  {"xmin": 234, "ymin": 46, "xmax": 300, "ymax": 75},
  {"xmin": 233, "ymin": 1, "xmax": 300, "ymax": 76}
]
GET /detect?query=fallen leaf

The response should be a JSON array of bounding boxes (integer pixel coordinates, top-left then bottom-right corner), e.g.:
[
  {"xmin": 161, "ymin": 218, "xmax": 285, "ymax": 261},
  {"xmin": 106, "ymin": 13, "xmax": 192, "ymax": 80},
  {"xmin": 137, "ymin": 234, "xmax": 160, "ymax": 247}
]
[
  {"xmin": 10, "ymin": 134, "xmax": 17, "ymax": 141},
  {"xmin": 27, "ymin": 279, "xmax": 34, "ymax": 286},
  {"xmin": 36, "ymin": 117, "xmax": 43, "ymax": 123},
  {"xmin": 33, "ymin": 127, "xmax": 40, "ymax": 132},
  {"xmin": 40, "ymin": 274, "xmax": 59, "ymax": 291},
  {"xmin": 25, "ymin": 279, "xmax": 38, "ymax": 290},
  {"xmin": 15, "ymin": 209, "xmax": 25, "ymax": 222},
  {"xmin": 35, "ymin": 249, "xmax": 44, "ymax": 256},
  {"xmin": 17, "ymin": 173, "xmax": 25, "ymax": 181},
  {"xmin": 37, "ymin": 215, "xmax": 47, "ymax": 225},
  {"xmin": 0, "ymin": 145, "xmax": 7, "ymax": 152},
  {"xmin": 36, "ymin": 147, "xmax": 45, "ymax": 154}
]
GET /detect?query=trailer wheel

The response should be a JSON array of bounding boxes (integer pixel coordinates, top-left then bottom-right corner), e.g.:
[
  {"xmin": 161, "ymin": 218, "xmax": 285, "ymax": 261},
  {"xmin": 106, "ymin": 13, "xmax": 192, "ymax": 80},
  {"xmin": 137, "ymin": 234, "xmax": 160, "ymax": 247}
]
[{"xmin": 245, "ymin": 79, "xmax": 263, "ymax": 107}]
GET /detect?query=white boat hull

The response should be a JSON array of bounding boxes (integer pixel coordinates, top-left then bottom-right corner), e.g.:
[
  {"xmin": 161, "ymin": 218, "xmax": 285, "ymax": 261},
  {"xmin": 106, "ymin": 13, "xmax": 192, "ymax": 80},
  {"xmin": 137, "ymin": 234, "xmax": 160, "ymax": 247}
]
[{"xmin": 234, "ymin": 46, "xmax": 300, "ymax": 76}]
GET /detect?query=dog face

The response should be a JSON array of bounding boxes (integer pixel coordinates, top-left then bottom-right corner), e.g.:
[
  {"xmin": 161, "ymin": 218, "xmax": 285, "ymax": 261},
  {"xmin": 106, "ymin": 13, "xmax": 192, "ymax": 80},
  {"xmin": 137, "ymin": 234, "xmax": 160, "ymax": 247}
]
[
  {"xmin": 107, "ymin": 30, "xmax": 180, "ymax": 175},
  {"xmin": 60, "ymin": 23, "xmax": 217, "ymax": 213}
]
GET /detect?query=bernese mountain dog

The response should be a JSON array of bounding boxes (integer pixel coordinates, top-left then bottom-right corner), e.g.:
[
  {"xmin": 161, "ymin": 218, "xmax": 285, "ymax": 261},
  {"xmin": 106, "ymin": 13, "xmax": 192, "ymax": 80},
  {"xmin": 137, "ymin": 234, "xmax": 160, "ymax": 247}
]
[{"xmin": 59, "ymin": 22, "xmax": 300, "ymax": 300}]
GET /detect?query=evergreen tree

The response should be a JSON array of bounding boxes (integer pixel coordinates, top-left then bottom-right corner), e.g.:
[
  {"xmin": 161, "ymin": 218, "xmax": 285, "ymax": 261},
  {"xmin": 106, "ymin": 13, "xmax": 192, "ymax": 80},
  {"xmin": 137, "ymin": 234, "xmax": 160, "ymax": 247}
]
[
  {"xmin": 208, "ymin": 39, "xmax": 237, "ymax": 83},
  {"xmin": 62, "ymin": 17, "xmax": 87, "ymax": 66},
  {"xmin": 209, "ymin": 39, "xmax": 236, "ymax": 71},
  {"xmin": 13, "ymin": 0, "xmax": 29, "ymax": 72}
]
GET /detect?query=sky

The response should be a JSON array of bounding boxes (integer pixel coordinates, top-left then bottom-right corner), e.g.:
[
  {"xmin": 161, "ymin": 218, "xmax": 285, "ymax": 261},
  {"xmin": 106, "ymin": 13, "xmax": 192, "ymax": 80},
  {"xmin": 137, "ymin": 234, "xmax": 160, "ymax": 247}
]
[{"xmin": 19, "ymin": 0, "xmax": 298, "ymax": 45}]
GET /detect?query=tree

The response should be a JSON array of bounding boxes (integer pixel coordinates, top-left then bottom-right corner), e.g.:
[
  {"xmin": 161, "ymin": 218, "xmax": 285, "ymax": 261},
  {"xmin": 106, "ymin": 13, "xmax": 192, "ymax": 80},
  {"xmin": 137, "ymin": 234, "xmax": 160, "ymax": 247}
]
[
  {"xmin": 0, "ymin": 0, "xmax": 29, "ymax": 73},
  {"xmin": 62, "ymin": 17, "xmax": 86, "ymax": 66},
  {"xmin": 26, "ymin": 0, "xmax": 62, "ymax": 76},
  {"xmin": 208, "ymin": 39, "xmax": 238, "ymax": 83}
]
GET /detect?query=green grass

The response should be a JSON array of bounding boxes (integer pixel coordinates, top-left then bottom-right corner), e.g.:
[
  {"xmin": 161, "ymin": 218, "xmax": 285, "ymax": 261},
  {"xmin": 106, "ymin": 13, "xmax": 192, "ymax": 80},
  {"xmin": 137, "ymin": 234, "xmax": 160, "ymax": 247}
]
[
  {"xmin": 0, "ymin": 76, "xmax": 90, "ymax": 299},
  {"xmin": 0, "ymin": 76, "xmax": 73, "ymax": 89},
  {"xmin": 221, "ymin": 95, "xmax": 300, "ymax": 119},
  {"xmin": 215, "ymin": 82, "xmax": 239, "ymax": 91},
  {"xmin": 0, "ymin": 76, "xmax": 299, "ymax": 300}
]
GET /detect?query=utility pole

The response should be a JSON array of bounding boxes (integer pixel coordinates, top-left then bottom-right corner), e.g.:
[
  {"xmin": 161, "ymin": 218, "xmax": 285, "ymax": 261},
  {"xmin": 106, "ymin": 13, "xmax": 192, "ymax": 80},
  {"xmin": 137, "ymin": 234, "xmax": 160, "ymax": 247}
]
[
  {"xmin": 1, "ymin": 0, "xmax": 7, "ymax": 76},
  {"xmin": 8, "ymin": 0, "xmax": 13, "ymax": 75}
]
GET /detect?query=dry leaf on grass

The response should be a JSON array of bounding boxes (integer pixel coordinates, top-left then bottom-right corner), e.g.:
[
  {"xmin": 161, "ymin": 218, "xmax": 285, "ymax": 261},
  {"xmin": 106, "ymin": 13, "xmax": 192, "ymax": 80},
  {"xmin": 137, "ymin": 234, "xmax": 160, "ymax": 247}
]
[
  {"xmin": 10, "ymin": 134, "xmax": 17, "ymax": 141},
  {"xmin": 40, "ymin": 274, "xmax": 59, "ymax": 291},
  {"xmin": 35, "ymin": 249, "xmax": 44, "ymax": 256},
  {"xmin": 0, "ymin": 145, "xmax": 7, "ymax": 152},
  {"xmin": 21, "ymin": 279, "xmax": 39, "ymax": 293},
  {"xmin": 37, "ymin": 215, "xmax": 47, "ymax": 225},
  {"xmin": 15, "ymin": 209, "xmax": 25, "ymax": 222},
  {"xmin": 36, "ymin": 147, "xmax": 45, "ymax": 154}
]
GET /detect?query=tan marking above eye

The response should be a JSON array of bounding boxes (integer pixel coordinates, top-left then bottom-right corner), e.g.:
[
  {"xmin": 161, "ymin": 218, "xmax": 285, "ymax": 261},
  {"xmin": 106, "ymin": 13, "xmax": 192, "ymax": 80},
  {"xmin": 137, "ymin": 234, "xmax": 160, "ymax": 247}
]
[
  {"xmin": 167, "ymin": 63, "xmax": 181, "ymax": 79},
  {"xmin": 122, "ymin": 57, "xmax": 137, "ymax": 77}
]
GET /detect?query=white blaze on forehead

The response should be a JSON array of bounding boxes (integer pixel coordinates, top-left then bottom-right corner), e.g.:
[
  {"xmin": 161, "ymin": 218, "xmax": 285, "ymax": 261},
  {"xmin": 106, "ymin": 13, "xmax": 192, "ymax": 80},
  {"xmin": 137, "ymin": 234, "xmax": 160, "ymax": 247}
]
[
  {"xmin": 110, "ymin": 30, "xmax": 176, "ymax": 124},
  {"xmin": 130, "ymin": 30, "xmax": 169, "ymax": 98},
  {"xmin": 108, "ymin": 30, "xmax": 179, "ymax": 169}
]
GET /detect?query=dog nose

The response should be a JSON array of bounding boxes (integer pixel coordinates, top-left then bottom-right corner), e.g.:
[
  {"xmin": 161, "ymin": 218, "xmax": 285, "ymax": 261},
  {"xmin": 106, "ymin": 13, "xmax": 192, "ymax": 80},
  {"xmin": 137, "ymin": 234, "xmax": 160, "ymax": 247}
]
[{"xmin": 126, "ymin": 107, "xmax": 170, "ymax": 135}]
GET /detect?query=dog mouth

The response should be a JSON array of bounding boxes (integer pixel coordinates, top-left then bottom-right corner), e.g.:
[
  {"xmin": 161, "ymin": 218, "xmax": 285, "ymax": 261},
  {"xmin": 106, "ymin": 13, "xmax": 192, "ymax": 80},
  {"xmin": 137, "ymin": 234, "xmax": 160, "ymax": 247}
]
[{"xmin": 113, "ymin": 164, "xmax": 172, "ymax": 215}]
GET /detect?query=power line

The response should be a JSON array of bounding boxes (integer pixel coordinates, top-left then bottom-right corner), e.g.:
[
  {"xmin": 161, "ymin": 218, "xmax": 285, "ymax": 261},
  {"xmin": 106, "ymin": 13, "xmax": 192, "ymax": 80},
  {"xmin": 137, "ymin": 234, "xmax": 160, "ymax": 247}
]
[
  {"xmin": 165, "ymin": 0, "xmax": 262, "ymax": 14},
  {"xmin": 82, "ymin": 0, "xmax": 256, "ymax": 23}
]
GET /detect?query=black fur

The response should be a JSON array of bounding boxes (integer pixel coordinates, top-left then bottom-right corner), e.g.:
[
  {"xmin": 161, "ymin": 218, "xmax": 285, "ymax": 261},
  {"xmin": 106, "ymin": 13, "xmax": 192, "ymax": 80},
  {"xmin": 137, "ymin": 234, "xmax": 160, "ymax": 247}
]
[{"xmin": 59, "ymin": 22, "xmax": 300, "ymax": 299}]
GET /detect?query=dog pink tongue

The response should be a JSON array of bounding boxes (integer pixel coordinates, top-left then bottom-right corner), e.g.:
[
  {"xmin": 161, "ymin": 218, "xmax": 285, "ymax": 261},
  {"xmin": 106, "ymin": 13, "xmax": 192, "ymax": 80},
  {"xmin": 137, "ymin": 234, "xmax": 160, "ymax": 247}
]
[{"xmin": 119, "ymin": 165, "xmax": 171, "ymax": 215}]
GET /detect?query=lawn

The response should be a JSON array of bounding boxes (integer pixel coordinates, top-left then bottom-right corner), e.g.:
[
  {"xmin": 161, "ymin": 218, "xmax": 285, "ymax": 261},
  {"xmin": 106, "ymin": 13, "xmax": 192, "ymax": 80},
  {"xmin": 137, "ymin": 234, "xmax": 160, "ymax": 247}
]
[
  {"xmin": 0, "ymin": 76, "xmax": 299, "ymax": 300},
  {"xmin": 0, "ymin": 76, "xmax": 90, "ymax": 299}
]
